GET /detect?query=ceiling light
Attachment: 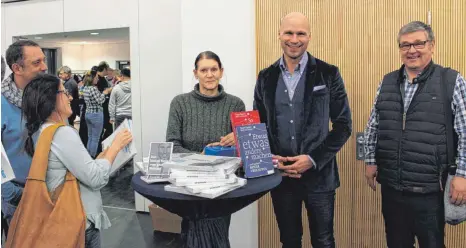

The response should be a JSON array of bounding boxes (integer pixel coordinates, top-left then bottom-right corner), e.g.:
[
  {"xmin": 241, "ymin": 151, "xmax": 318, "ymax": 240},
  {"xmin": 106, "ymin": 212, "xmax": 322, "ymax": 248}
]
[
  {"xmin": 34, "ymin": 37, "xmax": 42, "ymax": 40},
  {"xmin": 90, "ymin": 32, "xmax": 99, "ymax": 35}
]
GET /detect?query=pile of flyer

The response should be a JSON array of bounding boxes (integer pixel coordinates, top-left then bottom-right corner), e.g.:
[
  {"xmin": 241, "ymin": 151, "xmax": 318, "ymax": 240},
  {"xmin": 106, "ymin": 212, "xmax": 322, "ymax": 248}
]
[{"xmin": 138, "ymin": 142, "xmax": 246, "ymax": 199}]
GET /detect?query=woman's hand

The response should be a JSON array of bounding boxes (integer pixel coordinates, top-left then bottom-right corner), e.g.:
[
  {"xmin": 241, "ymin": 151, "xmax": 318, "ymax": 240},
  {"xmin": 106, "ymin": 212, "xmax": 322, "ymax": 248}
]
[
  {"xmin": 206, "ymin": 142, "xmax": 221, "ymax": 147},
  {"xmin": 111, "ymin": 129, "xmax": 133, "ymax": 151},
  {"xmin": 219, "ymin": 132, "xmax": 235, "ymax": 147},
  {"xmin": 103, "ymin": 129, "xmax": 133, "ymax": 165},
  {"xmin": 202, "ymin": 142, "xmax": 221, "ymax": 155}
]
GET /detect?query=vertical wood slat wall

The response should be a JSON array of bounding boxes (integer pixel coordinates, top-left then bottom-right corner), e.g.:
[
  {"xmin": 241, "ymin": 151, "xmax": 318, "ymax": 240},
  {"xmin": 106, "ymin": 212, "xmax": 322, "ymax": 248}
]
[{"xmin": 256, "ymin": 0, "xmax": 466, "ymax": 247}]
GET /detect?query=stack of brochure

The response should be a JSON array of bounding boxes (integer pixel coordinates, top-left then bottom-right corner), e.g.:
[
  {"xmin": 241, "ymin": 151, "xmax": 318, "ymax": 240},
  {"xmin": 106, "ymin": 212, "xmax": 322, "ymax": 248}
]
[
  {"xmin": 162, "ymin": 154, "xmax": 246, "ymax": 199},
  {"xmin": 137, "ymin": 156, "xmax": 172, "ymax": 184},
  {"xmin": 137, "ymin": 142, "xmax": 247, "ymax": 198}
]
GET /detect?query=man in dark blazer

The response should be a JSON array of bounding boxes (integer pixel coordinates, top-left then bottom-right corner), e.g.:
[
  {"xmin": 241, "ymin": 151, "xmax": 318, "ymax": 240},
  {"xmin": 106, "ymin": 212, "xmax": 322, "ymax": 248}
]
[
  {"xmin": 58, "ymin": 66, "xmax": 80, "ymax": 125},
  {"xmin": 253, "ymin": 12, "xmax": 352, "ymax": 248}
]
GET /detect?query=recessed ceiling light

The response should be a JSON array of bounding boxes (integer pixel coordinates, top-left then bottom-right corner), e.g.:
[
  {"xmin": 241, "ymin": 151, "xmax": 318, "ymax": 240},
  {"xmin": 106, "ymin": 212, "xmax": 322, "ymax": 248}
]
[
  {"xmin": 34, "ymin": 37, "xmax": 42, "ymax": 40},
  {"xmin": 90, "ymin": 32, "xmax": 99, "ymax": 35}
]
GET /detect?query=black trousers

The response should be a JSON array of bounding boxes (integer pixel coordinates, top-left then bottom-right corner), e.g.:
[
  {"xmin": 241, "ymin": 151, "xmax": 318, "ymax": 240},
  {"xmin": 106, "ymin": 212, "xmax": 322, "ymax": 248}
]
[
  {"xmin": 381, "ymin": 186, "xmax": 445, "ymax": 248},
  {"xmin": 271, "ymin": 178, "xmax": 336, "ymax": 248},
  {"xmin": 68, "ymin": 112, "xmax": 77, "ymax": 126}
]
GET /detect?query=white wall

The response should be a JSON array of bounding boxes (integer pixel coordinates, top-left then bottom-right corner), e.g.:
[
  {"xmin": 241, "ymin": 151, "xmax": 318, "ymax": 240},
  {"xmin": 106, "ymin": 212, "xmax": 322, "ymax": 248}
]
[
  {"xmin": 37, "ymin": 41, "xmax": 130, "ymax": 71},
  {"xmin": 181, "ymin": 1, "xmax": 256, "ymax": 110},
  {"xmin": 2, "ymin": 1, "xmax": 257, "ymax": 247}
]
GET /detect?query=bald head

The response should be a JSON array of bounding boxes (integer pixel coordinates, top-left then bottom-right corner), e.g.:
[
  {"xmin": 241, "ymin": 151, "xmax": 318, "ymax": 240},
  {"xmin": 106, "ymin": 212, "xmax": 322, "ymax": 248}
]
[
  {"xmin": 280, "ymin": 12, "xmax": 310, "ymax": 34},
  {"xmin": 278, "ymin": 12, "xmax": 310, "ymax": 61}
]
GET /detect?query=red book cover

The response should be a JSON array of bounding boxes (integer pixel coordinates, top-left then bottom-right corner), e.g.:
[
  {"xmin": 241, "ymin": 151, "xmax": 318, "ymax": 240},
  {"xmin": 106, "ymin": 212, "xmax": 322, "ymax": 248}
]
[{"xmin": 230, "ymin": 110, "xmax": 261, "ymax": 157}]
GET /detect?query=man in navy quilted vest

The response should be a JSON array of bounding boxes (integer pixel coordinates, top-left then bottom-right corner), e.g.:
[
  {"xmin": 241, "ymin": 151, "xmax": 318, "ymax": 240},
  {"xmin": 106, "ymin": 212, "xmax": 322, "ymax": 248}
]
[{"xmin": 364, "ymin": 21, "xmax": 466, "ymax": 247}]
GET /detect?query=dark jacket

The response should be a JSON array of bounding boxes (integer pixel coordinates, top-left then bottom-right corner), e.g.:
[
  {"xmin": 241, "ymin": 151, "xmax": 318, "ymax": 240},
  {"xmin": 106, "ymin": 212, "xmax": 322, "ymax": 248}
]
[
  {"xmin": 63, "ymin": 78, "xmax": 80, "ymax": 115},
  {"xmin": 375, "ymin": 62, "xmax": 458, "ymax": 193},
  {"xmin": 254, "ymin": 53, "xmax": 352, "ymax": 192}
]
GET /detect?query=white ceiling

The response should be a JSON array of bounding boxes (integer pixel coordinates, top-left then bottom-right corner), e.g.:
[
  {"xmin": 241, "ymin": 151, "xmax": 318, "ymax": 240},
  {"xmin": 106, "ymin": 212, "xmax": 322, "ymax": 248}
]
[{"xmin": 16, "ymin": 27, "xmax": 130, "ymax": 45}]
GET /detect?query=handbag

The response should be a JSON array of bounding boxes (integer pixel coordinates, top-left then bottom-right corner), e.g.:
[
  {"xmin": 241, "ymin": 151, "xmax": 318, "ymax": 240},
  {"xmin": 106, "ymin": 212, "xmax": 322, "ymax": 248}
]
[
  {"xmin": 5, "ymin": 123, "xmax": 86, "ymax": 247},
  {"xmin": 440, "ymin": 67, "xmax": 466, "ymax": 225}
]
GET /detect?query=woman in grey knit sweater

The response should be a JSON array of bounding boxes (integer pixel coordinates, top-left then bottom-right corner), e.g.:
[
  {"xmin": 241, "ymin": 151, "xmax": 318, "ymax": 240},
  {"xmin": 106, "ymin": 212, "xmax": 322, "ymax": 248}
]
[
  {"xmin": 166, "ymin": 51, "xmax": 245, "ymax": 153},
  {"xmin": 166, "ymin": 51, "xmax": 245, "ymax": 237}
]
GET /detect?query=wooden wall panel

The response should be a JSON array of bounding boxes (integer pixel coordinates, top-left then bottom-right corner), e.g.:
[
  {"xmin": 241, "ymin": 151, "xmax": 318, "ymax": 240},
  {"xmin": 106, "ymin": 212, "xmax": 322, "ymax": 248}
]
[{"xmin": 256, "ymin": 0, "xmax": 466, "ymax": 247}]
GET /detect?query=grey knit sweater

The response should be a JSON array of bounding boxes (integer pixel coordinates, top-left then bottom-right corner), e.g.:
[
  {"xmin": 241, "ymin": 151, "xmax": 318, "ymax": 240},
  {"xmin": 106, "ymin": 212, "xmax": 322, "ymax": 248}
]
[{"xmin": 166, "ymin": 84, "xmax": 245, "ymax": 153}]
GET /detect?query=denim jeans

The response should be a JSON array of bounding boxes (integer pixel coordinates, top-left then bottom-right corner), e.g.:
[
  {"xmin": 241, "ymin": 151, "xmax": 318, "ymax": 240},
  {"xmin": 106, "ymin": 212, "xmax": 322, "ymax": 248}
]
[
  {"xmin": 85, "ymin": 224, "xmax": 101, "ymax": 248},
  {"xmin": 271, "ymin": 177, "xmax": 336, "ymax": 248},
  {"xmin": 381, "ymin": 186, "xmax": 445, "ymax": 248},
  {"xmin": 1, "ymin": 201, "xmax": 17, "ymax": 225},
  {"xmin": 85, "ymin": 112, "xmax": 104, "ymax": 157}
]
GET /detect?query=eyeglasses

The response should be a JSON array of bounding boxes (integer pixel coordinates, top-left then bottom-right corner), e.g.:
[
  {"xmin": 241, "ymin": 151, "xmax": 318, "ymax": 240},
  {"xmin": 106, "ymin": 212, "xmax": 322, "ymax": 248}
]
[
  {"xmin": 399, "ymin": 40, "xmax": 430, "ymax": 51},
  {"xmin": 57, "ymin": 89, "xmax": 71, "ymax": 98}
]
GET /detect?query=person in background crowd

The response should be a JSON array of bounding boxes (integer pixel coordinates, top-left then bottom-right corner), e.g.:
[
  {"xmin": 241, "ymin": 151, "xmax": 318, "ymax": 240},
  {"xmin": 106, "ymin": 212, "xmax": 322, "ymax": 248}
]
[
  {"xmin": 111, "ymin": 69, "xmax": 121, "ymax": 86},
  {"xmin": 22, "ymin": 73, "xmax": 132, "ymax": 247},
  {"xmin": 109, "ymin": 68, "xmax": 132, "ymax": 128},
  {"xmin": 83, "ymin": 69, "xmax": 112, "ymax": 158},
  {"xmin": 58, "ymin": 66, "xmax": 80, "ymax": 125},
  {"xmin": 79, "ymin": 69, "xmax": 96, "ymax": 146},
  {"xmin": 1, "ymin": 40, "xmax": 47, "ymax": 223},
  {"xmin": 105, "ymin": 67, "xmax": 115, "ymax": 85},
  {"xmin": 96, "ymin": 62, "xmax": 113, "ymax": 150}
]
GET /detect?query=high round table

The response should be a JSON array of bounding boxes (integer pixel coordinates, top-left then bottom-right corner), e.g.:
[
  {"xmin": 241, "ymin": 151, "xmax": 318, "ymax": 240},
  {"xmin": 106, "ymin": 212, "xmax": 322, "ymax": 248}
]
[{"xmin": 132, "ymin": 171, "xmax": 282, "ymax": 248}]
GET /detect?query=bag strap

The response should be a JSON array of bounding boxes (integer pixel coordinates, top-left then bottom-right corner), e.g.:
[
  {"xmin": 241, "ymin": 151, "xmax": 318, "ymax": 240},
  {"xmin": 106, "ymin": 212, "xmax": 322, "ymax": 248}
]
[
  {"xmin": 27, "ymin": 123, "xmax": 76, "ymax": 181},
  {"xmin": 440, "ymin": 68, "xmax": 458, "ymax": 174}
]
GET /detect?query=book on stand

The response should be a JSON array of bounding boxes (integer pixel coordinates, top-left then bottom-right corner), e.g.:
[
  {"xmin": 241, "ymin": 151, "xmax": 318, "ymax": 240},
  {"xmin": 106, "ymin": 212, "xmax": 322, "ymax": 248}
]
[
  {"xmin": 236, "ymin": 123, "xmax": 275, "ymax": 178},
  {"xmin": 147, "ymin": 142, "xmax": 173, "ymax": 175},
  {"xmin": 230, "ymin": 111, "xmax": 261, "ymax": 157}
]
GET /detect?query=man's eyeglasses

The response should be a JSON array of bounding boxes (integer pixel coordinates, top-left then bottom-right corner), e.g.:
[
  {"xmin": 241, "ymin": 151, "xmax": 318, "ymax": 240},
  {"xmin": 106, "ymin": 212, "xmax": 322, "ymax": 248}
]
[
  {"xmin": 57, "ymin": 89, "xmax": 71, "ymax": 98},
  {"xmin": 399, "ymin": 40, "xmax": 430, "ymax": 51}
]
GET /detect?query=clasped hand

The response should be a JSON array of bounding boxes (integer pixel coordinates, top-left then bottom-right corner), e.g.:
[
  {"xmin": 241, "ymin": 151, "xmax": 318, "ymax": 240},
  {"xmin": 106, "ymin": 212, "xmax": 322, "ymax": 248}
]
[{"xmin": 273, "ymin": 155, "xmax": 313, "ymax": 178}]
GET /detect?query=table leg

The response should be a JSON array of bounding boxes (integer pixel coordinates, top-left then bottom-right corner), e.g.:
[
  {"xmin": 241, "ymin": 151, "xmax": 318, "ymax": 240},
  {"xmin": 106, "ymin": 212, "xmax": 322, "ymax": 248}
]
[{"xmin": 182, "ymin": 216, "xmax": 231, "ymax": 248}]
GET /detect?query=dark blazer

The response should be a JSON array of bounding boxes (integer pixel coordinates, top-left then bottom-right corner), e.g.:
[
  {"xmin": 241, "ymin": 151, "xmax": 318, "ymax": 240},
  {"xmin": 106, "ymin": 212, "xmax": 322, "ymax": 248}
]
[
  {"xmin": 253, "ymin": 53, "xmax": 352, "ymax": 191},
  {"xmin": 63, "ymin": 78, "xmax": 80, "ymax": 115}
]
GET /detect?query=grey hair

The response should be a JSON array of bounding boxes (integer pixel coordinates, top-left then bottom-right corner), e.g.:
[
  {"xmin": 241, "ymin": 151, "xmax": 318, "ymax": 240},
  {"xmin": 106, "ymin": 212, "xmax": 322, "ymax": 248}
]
[
  {"xmin": 5, "ymin": 40, "xmax": 40, "ymax": 70},
  {"xmin": 58, "ymin": 65, "xmax": 72, "ymax": 75},
  {"xmin": 397, "ymin": 21, "xmax": 435, "ymax": 44}
]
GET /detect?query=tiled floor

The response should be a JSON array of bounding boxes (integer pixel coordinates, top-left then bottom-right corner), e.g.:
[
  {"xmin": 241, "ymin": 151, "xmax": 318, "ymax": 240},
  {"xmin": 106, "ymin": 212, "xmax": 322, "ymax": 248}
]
[
  {"xmin": 100, "ymin": 165, "xmax": 183, "ymax": 248},
  {"xmin": 101, "ymin": 208, "xmax": 183, "ymax": 248}
]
